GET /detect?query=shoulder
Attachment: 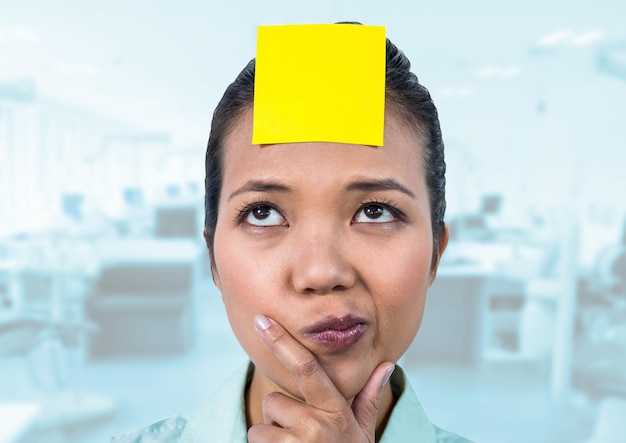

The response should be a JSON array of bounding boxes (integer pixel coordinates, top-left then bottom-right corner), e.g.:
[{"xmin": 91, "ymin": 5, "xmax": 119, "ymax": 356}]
[
  {"xmin": 434, "ymin": 424, "xmax": 474, "ymax": 443},
  {"xmin": 110, "ymin": 362, "xmax": 252, "ymax": 443},
  {"xmin": 382, "ymin": 366, "xmax": 473, "ymax": 443},
  {"xmin": 110, "ymin": 414, "xmax": 189, "ymax": 443}
]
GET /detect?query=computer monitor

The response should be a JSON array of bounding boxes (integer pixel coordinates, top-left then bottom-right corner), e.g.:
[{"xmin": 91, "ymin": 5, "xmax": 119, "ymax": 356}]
[
  {"xmin": 481, "ymin": 194, "xmax": 502, "ymax": 215},
  {"xmin": 123, "ymin": 187, "xmax": 144, "ymax": 207},
  {"xmin": 154, "ymin": 206, "xmax": 198, "ymax": 239},
  {"xmin": 62, "ymin": 193, "xmax": 84, "ymax": 221}
]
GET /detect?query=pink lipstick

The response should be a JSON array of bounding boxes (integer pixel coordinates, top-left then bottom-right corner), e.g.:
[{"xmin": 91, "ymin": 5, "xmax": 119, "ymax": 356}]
[{"xmin": 303, "ymin": 315, "xmax": 367, "ymax": 351}]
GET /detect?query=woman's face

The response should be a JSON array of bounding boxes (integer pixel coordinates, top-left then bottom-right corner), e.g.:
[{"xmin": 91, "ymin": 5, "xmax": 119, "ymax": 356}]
[{"xmin": 211, "ymin": 107, "xmax": 444, "ymax": 401}]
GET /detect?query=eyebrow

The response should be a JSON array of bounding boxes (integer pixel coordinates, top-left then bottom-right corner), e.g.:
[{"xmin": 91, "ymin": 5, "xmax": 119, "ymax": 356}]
[
  {"xmin": 346, "ymin": 178, "xmax": 416, "ymax": 199},
  {"xmin": 228, "ymin": 178, "xmax": 416, "ymax": 201},
  {"xmin": 228, "ymin": 180, "xmax": 292, "ymax": 201}
]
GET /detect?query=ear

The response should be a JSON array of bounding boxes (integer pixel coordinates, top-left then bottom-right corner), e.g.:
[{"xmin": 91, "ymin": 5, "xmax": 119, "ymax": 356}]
[
  {"xmin": 210, "ymin": 263, "xmax": 221, "ymax": 290},
  {"xmin": 203, "ymin": 227, "xmax": 221, "ymax": 290},
  {"xmin": 428, "ymin": 223, "xmax": 449, "ymax": 286}
]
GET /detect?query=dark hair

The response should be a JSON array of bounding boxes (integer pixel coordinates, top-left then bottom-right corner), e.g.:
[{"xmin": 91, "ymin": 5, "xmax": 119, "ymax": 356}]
[{"xmin": 204, "ymin": 36, "xmax": 446, "ymax": 255}]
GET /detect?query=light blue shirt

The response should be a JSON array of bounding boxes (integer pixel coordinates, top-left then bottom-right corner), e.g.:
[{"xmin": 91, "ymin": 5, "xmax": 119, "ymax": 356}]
[{"xmin": 112, "ymin": 361, "xmax": 471, "ymax": 442}]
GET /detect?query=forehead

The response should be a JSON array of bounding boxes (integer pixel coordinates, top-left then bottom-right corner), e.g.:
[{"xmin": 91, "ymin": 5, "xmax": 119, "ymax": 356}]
[{"xmin": 221, "ymin": 107, "xmax": 426, "ymax": 193}]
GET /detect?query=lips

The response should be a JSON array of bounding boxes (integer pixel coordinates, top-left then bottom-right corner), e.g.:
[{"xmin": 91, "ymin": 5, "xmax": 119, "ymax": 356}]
[{"xmin": 302, "ymin": 315, "xmax": 367, "ymax": 351}]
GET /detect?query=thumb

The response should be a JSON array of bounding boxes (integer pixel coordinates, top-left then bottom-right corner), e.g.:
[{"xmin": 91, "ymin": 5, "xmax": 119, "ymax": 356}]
[{"xmin": 351, "ymin": 363, "xmax": 395, "ymax": 440}]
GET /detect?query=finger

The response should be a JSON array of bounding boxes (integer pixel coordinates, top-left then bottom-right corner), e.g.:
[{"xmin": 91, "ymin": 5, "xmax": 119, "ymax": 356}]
[
  {"xmin": 254, "ymin": 314, "xmax": 344, "ymax": 410},
  {"xmin": 352, "ymin": 362, "xmax": 395, "ymax": 437},
  {"xmin": 261, "ymin": 391, "xmax": 308, "ymax": 427},
  {"xmin": 248, "ymin": 423, "xmax": 292, "ymax": 443}
]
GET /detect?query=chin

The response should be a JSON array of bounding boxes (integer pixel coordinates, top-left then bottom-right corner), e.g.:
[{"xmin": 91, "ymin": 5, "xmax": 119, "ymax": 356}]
[
  {"xmin": 317, "ymin": 354, "xmax": 376, "ymax": 400},
  {"xmin": 257, "ymin": 354, "xmax": 372, "ymax": 402}
]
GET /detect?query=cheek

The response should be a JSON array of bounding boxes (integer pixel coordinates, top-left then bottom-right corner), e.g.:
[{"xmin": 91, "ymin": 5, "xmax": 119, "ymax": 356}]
[
  {"xmin": 213, "ymin": 235, "xmax": 305, "ymax": 396},
  {"xmin": 212, "ymin": 233, "xmax": 285, "ymax": 356},
  {"xmin": 371, "ymin": 238, "xmax": 433, "ymax": 358}
]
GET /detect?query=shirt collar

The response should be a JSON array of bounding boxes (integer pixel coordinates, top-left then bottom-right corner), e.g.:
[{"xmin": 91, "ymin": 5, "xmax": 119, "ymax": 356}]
[
  {"xmin": 181, "ymin": 361, "xmax": 437, "ymax": 442},
  {"xmin": 379, "ymin": 365, "xmax": 438, "ymax": 442},
  {"xmin": 179, "ymin": 361, "xmax": 252, "ymax": 442}
]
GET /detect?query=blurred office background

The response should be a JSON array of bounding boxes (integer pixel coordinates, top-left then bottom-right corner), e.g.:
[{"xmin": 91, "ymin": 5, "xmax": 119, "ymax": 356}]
[{"xmin": 1, "ymin": 1, "xmax": 625, "ymax": 442}]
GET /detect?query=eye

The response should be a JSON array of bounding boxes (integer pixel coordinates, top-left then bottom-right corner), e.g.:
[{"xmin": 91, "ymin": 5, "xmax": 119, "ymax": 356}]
[
  {"xmin": 242, "ymin": 204, "xmax": 286, "ymax": 227},
  {"xmin": 353, "ymin": 203, "xmax": 396, "ymax": 223}
]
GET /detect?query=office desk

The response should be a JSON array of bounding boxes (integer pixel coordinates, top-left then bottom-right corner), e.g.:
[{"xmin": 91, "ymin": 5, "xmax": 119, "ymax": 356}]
[
  {"xmin": 86, "ymin": 239, "xmax": 201, "ymax": 358},
  {"xmin": 405, "ymin": 264, "xmax": 524, "ymax": 366}
]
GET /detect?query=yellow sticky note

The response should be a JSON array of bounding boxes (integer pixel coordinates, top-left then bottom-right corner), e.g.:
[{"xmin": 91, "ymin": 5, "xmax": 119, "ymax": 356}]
[{"xmin": 253, "ymin": 24, "xmax": 386, "ymax": 146}]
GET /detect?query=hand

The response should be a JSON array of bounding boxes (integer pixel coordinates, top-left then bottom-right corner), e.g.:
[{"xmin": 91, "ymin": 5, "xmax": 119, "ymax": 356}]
[{"xmin": 248, "ymin": 314, "xmax": 395, "ymax": 443}]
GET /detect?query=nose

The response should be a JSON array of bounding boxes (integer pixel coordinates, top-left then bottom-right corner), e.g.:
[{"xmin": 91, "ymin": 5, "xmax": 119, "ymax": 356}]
[{"xmin": 290, "ymin": 226, "xmax": 356, "ymax": 295}]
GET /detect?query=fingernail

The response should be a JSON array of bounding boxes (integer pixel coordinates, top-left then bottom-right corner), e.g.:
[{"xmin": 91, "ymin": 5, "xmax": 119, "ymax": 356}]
[
  {"xmin": 382, "ymin": 365, "xmax": 395, "ymax": 388},
  {"xmin": 254, "ymin": 314, "xmax": 271, "ymax": 331}
]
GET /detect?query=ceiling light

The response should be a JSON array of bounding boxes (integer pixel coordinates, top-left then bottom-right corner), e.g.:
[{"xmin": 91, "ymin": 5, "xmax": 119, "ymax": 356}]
[
  {"xmin": 571, "ymin": 30, "xmax": 606, "ymax": 46},
  {"xmin": 535, "ymin": 30, "xmax": 572, "ymax": 48}
]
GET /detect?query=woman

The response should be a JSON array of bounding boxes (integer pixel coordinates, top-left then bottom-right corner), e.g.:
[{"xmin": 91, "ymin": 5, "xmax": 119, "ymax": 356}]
[{"xmin": 113, "ymin": 26, "xmax": 470, "ymax": 443}]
